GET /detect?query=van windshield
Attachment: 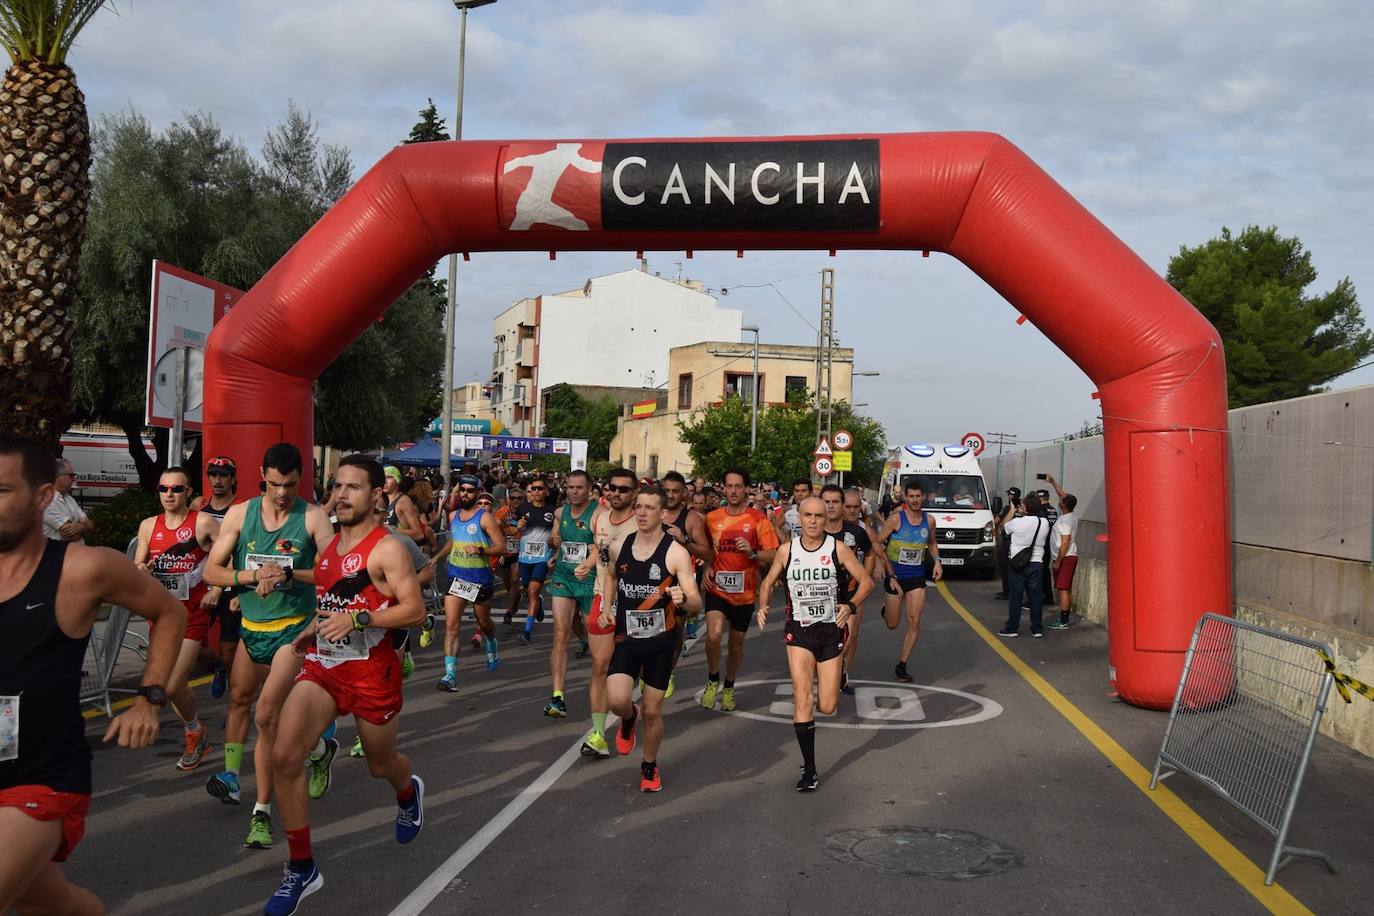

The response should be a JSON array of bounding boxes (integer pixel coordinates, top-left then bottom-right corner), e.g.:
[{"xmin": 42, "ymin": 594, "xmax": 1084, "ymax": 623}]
[{"xmin": 901, "ymin": 474, "xmax": 989, "ymax": 510}]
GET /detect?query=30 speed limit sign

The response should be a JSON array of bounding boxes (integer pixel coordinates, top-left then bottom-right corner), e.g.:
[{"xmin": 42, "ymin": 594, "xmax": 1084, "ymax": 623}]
[
  {"xmin": 833, "ymin": 429, "xmax": 853, "ymax": 451},
  {"xmin": 813, "ymin": 456, "xmax": 834, "ymax": 477},
  {"xmin": 961, "ymin": 432, "xmax": 986, "ymax": 456}
]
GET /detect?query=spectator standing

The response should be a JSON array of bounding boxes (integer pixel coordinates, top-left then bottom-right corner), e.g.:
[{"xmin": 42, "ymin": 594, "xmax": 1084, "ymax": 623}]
[
  {"xmin": 997, "ymin": 493, "xmax": 1052, "ymax": 638},
  {"xmin": 42, "ymin": 459, "xmax": 94, "ymax": 544},
  {"xmin": 1043, "ymin": 475, "xmax": 1079, "ymax": 630}
]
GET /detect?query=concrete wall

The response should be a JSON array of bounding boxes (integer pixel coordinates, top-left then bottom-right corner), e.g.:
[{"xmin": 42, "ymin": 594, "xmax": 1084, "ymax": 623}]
[{"xmin": 986, "ymin": 384, "xmax": 1374, "ymax": 757}]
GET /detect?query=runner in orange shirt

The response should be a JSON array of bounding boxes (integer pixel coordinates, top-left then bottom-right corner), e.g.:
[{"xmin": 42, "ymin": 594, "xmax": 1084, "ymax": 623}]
[{"xmin": 699, "ymin": 467, "xmax": 779, "ymax": 712}]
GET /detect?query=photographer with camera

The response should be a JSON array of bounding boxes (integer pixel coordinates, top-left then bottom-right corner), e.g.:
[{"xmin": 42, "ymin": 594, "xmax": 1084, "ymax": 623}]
[
  {"xmin": 996, "ymin": 491, "xmax": 1053, "ymax": 638},
  {"xmin": 993, "ymin": 487, "xmax": 1022, "ymax": 600}
]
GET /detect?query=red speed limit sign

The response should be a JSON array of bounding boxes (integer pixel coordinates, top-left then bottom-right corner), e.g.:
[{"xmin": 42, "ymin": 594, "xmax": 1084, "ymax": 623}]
[
  {"xmin": 833, "ymin": 429, "xmax": 853, "ymax": 451},
  {"xmin": 813, "ymin": 456, "xmax": 834, "ymax": 477},
  {"xmin": 961, "ymin": 432, "xmax": 986, "ymax": 456}
]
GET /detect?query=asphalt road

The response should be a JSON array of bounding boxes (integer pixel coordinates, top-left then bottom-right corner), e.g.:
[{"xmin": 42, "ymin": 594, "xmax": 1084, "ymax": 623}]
[{"xmin": 66, "ymin": 578, "xmax": 1372, "ymax": 915}]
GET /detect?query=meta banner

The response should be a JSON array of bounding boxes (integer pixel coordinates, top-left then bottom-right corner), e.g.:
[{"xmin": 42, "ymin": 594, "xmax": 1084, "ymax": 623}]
[{"xmin": 499, "ymin": 139, "xmax": 879, "ymax": 233}]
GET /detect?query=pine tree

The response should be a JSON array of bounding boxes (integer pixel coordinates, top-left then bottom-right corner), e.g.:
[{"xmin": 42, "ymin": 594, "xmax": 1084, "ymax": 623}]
[{"xmin": 406, "ymin": 99, "xmax": 450, "ymax": 144}]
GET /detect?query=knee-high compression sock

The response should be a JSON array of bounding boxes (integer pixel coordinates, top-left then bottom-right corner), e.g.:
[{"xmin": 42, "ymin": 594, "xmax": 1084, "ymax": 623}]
[
  {"xmin": 224, "ymin": 742, "xmax": 244, "ymax": 775},
  {"xmin": 590, "ymin": 712, "xmax": 607, "ymax": 738},
  {"xmin": 444, "ymin": 655, "xmax": 457, "ymax": 676},
  {"xmin": 795, "ymin": 721, "xmax": 817, "ymax": 774},
  {"xmin": 524, "ymin": 613, "xmax": 536, "ymax": 637}
]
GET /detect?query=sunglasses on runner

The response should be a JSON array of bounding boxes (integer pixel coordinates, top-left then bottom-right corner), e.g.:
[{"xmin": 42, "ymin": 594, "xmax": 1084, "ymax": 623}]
[
  {"xmin": 157, "ymin": 484, "xmax": 187, "ymax": 493},
  {"xmin": 605, "ymin": 484, "xmax": 635, "ymax": 493}
]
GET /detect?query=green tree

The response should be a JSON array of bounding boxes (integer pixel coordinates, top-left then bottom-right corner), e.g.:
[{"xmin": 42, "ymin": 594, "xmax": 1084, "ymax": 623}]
[
  {"xmin": 541, "ymin": 383, "xmax": 620, "ymax": 460},
  {"xmin": 0, "ymin": 0, "xmax": 114, "ymax": 448},
  {"xmin": 675, "ymin": 395, "xmax": 752, "ymax": 481},
  {"xmin": 406, "ymin": 99, "xmax": 450, "ymax": 144},
  {"xmin": 1167, "ymin": 225, "xmax": 1371, "ymax": 407}
]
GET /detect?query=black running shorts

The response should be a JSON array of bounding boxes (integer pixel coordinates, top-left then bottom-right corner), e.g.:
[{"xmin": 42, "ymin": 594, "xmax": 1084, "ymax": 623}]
[{"xmin": 609, "ymin": 633, "xmax": 676, "ymax": 692}]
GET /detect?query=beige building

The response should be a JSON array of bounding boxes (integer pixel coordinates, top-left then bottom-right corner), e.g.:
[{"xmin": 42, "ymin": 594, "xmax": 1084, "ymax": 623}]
[
  {"xmin": 609, "ymin": 341, "xmax": 855, "ymax": 477},
  {"xmin": 451, "ymin": 382, "xmax": 494, "ymax": 423}
]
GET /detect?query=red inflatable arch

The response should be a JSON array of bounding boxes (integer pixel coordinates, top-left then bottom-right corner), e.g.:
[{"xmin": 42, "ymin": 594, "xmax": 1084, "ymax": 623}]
[{"xmin": 203, "ymin": 132, "xmax": 1230, "ymax": 709}]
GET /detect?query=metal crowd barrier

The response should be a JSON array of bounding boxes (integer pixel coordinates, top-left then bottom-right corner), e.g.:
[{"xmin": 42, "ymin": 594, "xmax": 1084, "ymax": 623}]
[
  {"xmin": 81, "ymin": 538, "xmax": 145, "ymax": 716},
  {"xmin": 1150, "ymin": 612, "xmax": 1338, "ymax": 885}
]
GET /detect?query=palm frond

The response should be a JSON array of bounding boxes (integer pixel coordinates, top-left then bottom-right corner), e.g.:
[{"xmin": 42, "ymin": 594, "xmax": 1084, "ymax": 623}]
[{"xmin": 0, "ymin": 0, "xmax": 113, "ymax": 65}]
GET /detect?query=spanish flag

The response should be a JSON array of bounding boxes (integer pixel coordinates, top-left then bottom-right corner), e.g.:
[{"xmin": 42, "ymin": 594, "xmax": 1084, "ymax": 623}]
[{"xmin": 631, "ymin": 399, "xmax": 656, "ymax": 420}]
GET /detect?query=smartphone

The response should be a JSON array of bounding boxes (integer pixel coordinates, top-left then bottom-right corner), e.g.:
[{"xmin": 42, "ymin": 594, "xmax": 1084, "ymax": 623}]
[{"xmin": 1035, "ymin": 473, "xmax": 1048, "ymax": 480}]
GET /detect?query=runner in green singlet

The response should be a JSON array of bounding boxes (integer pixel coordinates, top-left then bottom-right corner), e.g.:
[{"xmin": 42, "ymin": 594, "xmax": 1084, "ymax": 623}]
[
  {"xmin": 202, "ymin": 443, "xmax": 334, "ymax": 851},
  {"xmin": 543, "ymin": 469, "xmax": 596, "ymax": 717}
]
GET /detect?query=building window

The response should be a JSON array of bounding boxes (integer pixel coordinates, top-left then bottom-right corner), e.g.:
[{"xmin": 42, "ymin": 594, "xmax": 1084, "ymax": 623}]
[
  {"xmin": 785, "ymin": 375, "xmax": 808, "ymax": 404},
  {"xmin": 649, "ymin": 454, "xmax": 659, "ymax": 478},
  {"xmin": 724, "ymin": 372, "xmax": 762, "ymax": 405},
  {"xmin": 628, "ymin": 454, "xmax": 638, "ymax": 474},
  {"xmin": 678, "ymin": 373, "xmax": 693, "ymax": 410}
]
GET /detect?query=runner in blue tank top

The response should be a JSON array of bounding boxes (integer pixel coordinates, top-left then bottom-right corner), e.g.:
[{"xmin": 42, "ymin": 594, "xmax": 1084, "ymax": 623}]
[
  {"xmin": 437, "ymin": 476, "xmax": 506, "ymax": 692},
  {"xmin": 874, "ymin": 479, "xmax": 943, "ymax": 684}
]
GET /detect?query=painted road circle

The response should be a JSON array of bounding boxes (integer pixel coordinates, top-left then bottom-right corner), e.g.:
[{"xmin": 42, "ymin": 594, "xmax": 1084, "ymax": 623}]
[{"xmin": 685, "ymin": 679, "xmax": 1003, "ymax": 730}]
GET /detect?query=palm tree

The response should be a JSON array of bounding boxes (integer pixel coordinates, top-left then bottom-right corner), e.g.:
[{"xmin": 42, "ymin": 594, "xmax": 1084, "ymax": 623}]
[{"xmin": 0, "ymin": 1, "xmax": 109, "ymax": 448}]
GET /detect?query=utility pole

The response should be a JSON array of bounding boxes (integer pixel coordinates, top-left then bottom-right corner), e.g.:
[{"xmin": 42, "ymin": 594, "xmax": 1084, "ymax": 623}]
[{"xmin": 815, "ymin": 268, "xmax": 835, "ymax": 462}]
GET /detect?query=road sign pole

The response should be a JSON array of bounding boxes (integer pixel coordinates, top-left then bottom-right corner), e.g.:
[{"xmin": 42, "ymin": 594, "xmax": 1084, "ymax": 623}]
[{"xmin": 169, "ymin": 345, "xmax": 187, "ymax": 466}]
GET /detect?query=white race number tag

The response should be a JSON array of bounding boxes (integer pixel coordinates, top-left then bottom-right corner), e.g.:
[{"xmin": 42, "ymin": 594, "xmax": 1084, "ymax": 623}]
[
  {"xmin": 628, "ymin": 608, "xmax": 667, "ymax": 638},
  {"xmin": 520, "ymin": 540, "xmax": 545, "ymax": 561},
  {"xmin": 715, "ymin": 570, "xmax": 745, "ymax": 594},
  {"xmin": 313, "ymin": 614, "xmax": 368, "ymax": 662},
  {"xmin": 156, "ymin": 573, "xmax": 189, "ymax": 600},
  {"xmin": 793, "ymin": 583, "xmax": 836, "ymax": 626},
  {"xmin": 560, "ymin": 542, "xmax": 589, "ymax": 564},
  {"xmin": 448, "ymin": 578, "xmax": 481, "ymax": 601},
  {"xmin": 897, "ymin": 547, "xmax": 924, "ymax": 567},
  {"xmin": 0, "ymin": 695, "xmax": 17, "ymax": 762}
]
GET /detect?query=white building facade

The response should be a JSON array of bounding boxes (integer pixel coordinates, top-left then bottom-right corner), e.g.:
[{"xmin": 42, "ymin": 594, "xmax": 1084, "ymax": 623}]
[{"xmin": 490, "ymin": 265, "xmax": 742, "ymax": 435}]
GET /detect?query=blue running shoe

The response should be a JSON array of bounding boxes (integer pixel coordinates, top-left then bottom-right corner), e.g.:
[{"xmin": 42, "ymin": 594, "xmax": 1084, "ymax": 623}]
[
  {"xmin": 206, "ymin": 770, "xmax": 240, "ymax": 805},
  {"xmin": 436, "ymin": 674, "xmax": 457, "ymax": 693},
  {"xmin": 485, "ymin": 651, "xmax": 499, "ymax": 672},
  {"xmin": 395, "ymin": 775, "xmax": 425, "ymax": 844},
  {"xmin": 210, "ymin": 667, "xmax": 228, "ymax": 700},
  {"xmin": 263, "ymin": 861, "xmax": 323, "ymax": 916}
]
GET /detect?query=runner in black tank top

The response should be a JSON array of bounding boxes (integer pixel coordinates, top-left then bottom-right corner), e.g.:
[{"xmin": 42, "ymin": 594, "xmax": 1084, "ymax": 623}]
[
  {"xmin": 198, "ymin": 455, "xmax": 239, "ymax": 698},
  {"xmin": 659, "ymin": 471, "xmax": 713, "ymax": 688},
  {"xmin": 601, "ymin": 485, "xmax": 703, "ymax": 794},
  {"xmin": 0, "ymin": 433, "xmax": 186, "ymax": 914}
]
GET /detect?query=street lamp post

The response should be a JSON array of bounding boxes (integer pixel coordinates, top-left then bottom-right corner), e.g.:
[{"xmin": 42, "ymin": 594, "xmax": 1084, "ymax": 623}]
[
  {"xmin": 741, "ymin": 324, "xmax": 760, "ymax": 451},
  {"xmin": 439, "ymin": 0, "xmax": 497, "ymax": 484}
]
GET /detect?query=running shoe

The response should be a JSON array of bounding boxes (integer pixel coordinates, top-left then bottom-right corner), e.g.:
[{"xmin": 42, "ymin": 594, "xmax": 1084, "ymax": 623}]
[
  {"xmin": 402, "ymin": 651, "xmax": 415, "ymax": 680},
  {"xmin": 264, "ymin": 861, "xmax": 322, "ymax": 916},
  {"xmin": 1047, "ymin": 618, "xmax": 1071, "ymax": 630},
  {"xmin": 308, "ymin": 737, "xmax": 339, "ymax": 800},
  {"xmin": 721, "ymin": 687, "xmax": 736, "ymax": 712},
  {"xmin": 664, "ymin": 674, "xmax": 676, "ymax": 700},
  {"xmin": 1031, "ymin": 628, "xmax": 1044, "ymax": 639},
  {"xmin": 470, "ymin": 632, "xmax": 482, "ymax": 649},
  {"xmin": 517, "ymin": 632, "xmax": 531, "ymax": 646},
  {"xmin": 796, "ymin": 770, "xmax": 820, "ymax": 792},
  {"xmin": 350, "ymin": 736, "xmax": 365, "ymax": 758},
  {"xmin": 575, "ymin": 641, "xmax": 590, "ymax": 659},
  {"xmin": 437, "ymin": 674, "xmax": 457, "ymax": 692},
  {"xmin": 615, "ymin": 704, "xmax": 639, "ymax": 756},
  {"xmin": 205, "ymin": 770, "xmax": 240, "ymax": 805},
  {"xmin": 839, "ymin": 669, "xmax": 853, "ymax": 696},
  {"xmin": 176, "ymin": 727, "xmax": 213, "ymax": 771},
  {"xmin": 245, "ymin": 811, "xmax": 274, "ymax": 849},
  {"xmin": 997, "ymin": 627, "xmax": 1019, "ymax": 638},
  {"xmin": 535, "ymin": 604, "xmax": 545, "ymax": 622},
  {"xmin": 544, "ymin": 695, "xmax": 568, "ymax": 717},
  {"xmin": 502, "ymin": 611, "xmax": 515, "ymax": 627},
  {"xmin": 580, "ymin": 731, "xmax": 611, "ymax": 758},
  {"xmin": 640, "ymin": 761, "xmax": 662, "ymax": 793},
  {"xmin": 210, "ymin": 666, "xmax": 228, "ymax": 699},
  {"xmin": 419, "ymin": 614, "xmax": 436, "ymax": 649},
  {"xmin": 395, "ymin": 775, "xmax": 425, "ymax": 844},
  {"xmin": 485, "ymin": 650, "xmax": 500, "ymax": 672},
  {"xmin": 894, "ymin": 662, "xmax": 914, "ymax": 684},
  {"xmin": 700, "ymin": 679, "xmax": 721, "ymax": 710}
]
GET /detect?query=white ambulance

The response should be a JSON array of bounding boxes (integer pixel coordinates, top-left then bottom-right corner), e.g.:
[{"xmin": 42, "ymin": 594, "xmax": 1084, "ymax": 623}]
[{"xmin": 877, "ymin": 443, "xmax": 997, "ymax": 577}]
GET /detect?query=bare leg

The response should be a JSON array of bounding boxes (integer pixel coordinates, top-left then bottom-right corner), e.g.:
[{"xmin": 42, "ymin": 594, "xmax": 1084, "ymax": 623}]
[
  {"xmin": 271, "ymin": 680, "xmax": 337, "ymax": 835},
  {"xmin": 473, "ymin": 601, "xmax": 495, "ymax": 639},
  {"xmin": 571, "ymin": 611, "xmax": 588, "ymax": 644},
  {"xmin": 166, "ymin": 637, "xmax": 203, "ymax": 725},
  {"xmin": 357, "ymin": 716, "xmax": 412, "ymax": 793},
  {"xmin": 442, "ymin": 595, "xmax": 468, "ymax": 658},
  {"xmin": 550, "ymin": 596, "xmax": 575, "ymax": 694},
  {"xmin": 787, "ymin": 646, "xmax": 818, "ymax": 723},
  {"xmin": 725, "ymin": 628, "xmax": 746, "ymax": 682},
  {"xmin": 1058, "ymin": 588, "xmax": 1072, "ymax": 615},
  {"xmin": 842, "ymin": 606, "xmax": 864, "ymax": 672},
  {"xmin": 0, "ymin": 808, "xmax": 103, "ymax": 915},
  {"xmin": 606, "ymin": 672, "xmax": 636, "ymax": 719},
  {"xmin": 815, "ymin": 655, "xmax": 843, "ymax": 715},
  {"xmin": 704, "ymin": 610, "xmax": 726, "ymax": 676},
  {"xmin": 251, "ymin": 645, "xmax": 305, "ymax": 806},
  {"xmin": 640, "ymin": 686, "xmax": 666, "ymax": 761},
  {"xmin": 898, "ymin": 588, "xmax": 927, "ymax": 665},
  {"xmin": 882, "ymin": 589, "xmax": 902, "ymax": 630},
  {"xmin": 588, "ymin": 630, "xmax": 614, "ymax": 716},
  {"xmin": 226, "ymin": 641, "xmax": 266, "ymax": 747}
]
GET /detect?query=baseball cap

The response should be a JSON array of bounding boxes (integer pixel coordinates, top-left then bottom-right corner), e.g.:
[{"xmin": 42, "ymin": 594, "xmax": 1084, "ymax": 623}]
[
  {"xmin": 207, "ymin": 456, "xmax": 236, "ymax": 473},
  {"xmin": 458, "ymin": 474, "xmax": 481, "ymax": 488},
  {"xmin": 384, "ymin": 465, "xmax": 402, "ymax": 483},
  {"xmin": 1007, "ymin": 486, "xmax": 1022, "ymax": 498}
]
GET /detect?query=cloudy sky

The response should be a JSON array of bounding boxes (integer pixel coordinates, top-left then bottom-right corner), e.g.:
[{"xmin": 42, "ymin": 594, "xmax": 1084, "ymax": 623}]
[{"xmin": 74, "ymin": 0, "xmax": 1374, "ymax": 447}]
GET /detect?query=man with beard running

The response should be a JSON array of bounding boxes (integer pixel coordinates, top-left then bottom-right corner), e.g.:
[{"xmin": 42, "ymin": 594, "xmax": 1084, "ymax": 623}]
[
  {"xmin": 202, "ymin": 443, "xmax": 334, "ymax": 850},
  {"xmin": 437, "ymin": 475, "xmax": 506, "ymax": 692},
  {"xmin": 515, "ymin": 477, "xmax": 556, "ymax": 645},
  {"xmin": 1, "ymin": 434, "xmax": 187, "ymax": 916},
  {"xmin": 758, "ymin": 496, "xmax": 871, "ymax": 791},
  {"xmin": 576, "ymin": 469, "xmax": 638, "ymax": 758},
  {"xmin": 133, "ymin": 466, "xmax": 221, "ymax": 771},
  {"xmin": 193, "ymin": 456, "xmax": 240, "ymax": 698},
  {"xmin": 700, "ymin": 468, "xmax": 779, "ymax": 711},
  {"xmin": 602, "ymin": 485, "xmax": 702, "ymax": 792},
  {"xmin": 263, "ymin": 455, "xmax": 427, "ymax": 915},
  {"xmin": 544, "ymin": 470, "xmax": 596, "ymax": 717},
  {"xmin": 875, "ymin": 479, "xmax": 942, "ymax": 683}
]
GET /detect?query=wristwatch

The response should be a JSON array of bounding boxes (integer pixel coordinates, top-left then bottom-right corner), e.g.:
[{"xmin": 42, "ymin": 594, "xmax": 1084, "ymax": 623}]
[
  {"xmin": 137, "ymin": 684, "xmax": 168, "ymax": 706},
  {"xmin": 281, "ymin": 565, "xmax": 295, "ymax": 584},
  {"xmin": 351, "ymin": 610, "xmax": 372, "ymax": 632}
]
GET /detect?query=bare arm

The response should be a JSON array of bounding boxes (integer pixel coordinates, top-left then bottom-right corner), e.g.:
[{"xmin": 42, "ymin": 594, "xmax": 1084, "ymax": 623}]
[
  {"xmin": 549, "ymin": 507, "xmax": 564, "ymax": 549},
  {"xmin": 836, "ymin": 542, "xmax": 872, "ymax": 609},
  {"xmin": 665, "ymin": 542, "xmax": 702, "ymax": 614},
  {"xmin": 394, "ymin": 496, "xmax": 423, "ymax": 542},
  {"xmin": 684, "ymin": 510, "xmax": 713, "ymax": 564},
  {"xmin": 132, "ymin": 516, "xmax": 154, "ymax": 571},
  {"xmin": 481, "ymin": 510, "xmax": 507, "ymax": 557},
  {"xmin": 756, "ymin": 540, "xmax": 791, "ymax": 627},
  {"xmin": 203, "ymin": 503, "xmax": 246, "ymax": 588},
  {"xmin": 315, "ymin": 536, "xmax": 427, "ymax": 642}
]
